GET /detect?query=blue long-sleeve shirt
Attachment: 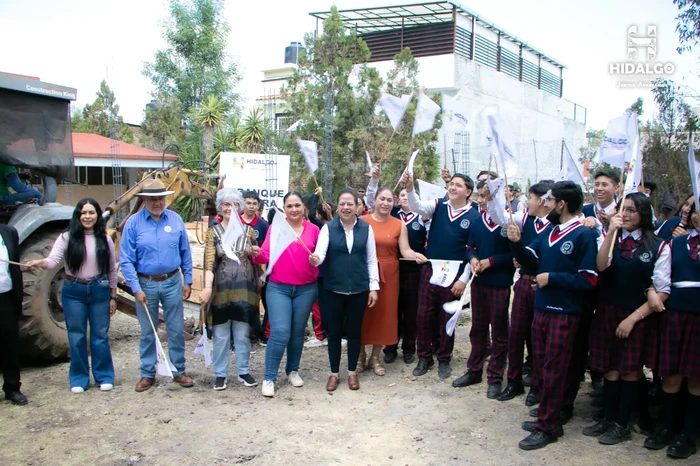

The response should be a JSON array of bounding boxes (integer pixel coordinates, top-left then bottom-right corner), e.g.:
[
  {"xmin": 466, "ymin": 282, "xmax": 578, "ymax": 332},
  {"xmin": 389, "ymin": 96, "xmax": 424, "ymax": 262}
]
[{"xmin": 119, "ymin": 208, "xmax": 193, "ymax": 294}]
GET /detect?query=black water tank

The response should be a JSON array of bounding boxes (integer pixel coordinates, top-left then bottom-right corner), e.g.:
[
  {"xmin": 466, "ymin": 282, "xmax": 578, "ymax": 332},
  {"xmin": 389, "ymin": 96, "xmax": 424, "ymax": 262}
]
[{"xmin": 284, "ymin": 42, "xmax": 304, "ymax": 65}]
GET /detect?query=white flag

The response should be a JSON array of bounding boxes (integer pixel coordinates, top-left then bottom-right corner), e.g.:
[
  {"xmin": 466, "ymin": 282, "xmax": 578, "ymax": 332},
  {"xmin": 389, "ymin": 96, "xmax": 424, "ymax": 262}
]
[
  {"xmin": 365, "ymin": 151, "xmax": 373, "ymax": 171},
  {"xmin": 297, "ymin": 139, "xmax": 318, "ymax": 174},
  {"xmin": 417, "ymin": 179, "xmax": 447, "ymax": 202},
  {"xmin": 406, "ymin": 149, "xmax": 420, "ymax": 176},
  {"xmin": 155, "ymin": 336, "xmax": 176, "ymax": 377},
  {"xmin": 264, "ymin": 210, "xmax": 300, "ymax": 279},
  {"xmin": 597, "ymin": 112, "xmax": 635, "ymax": 169},
  {"xmin": 623, "ymin": 120, "xmax": 643, "ymax": 196},
  {"xmin": 486, "ymin": 178, "xmax": 509, "ymax": 226},
  {"xmin": 441, "ymin": 93, "xmax": 471, "ymax": 134},
  {"xmin": 194, "ymin": 326, "xmax": 212, "ymax": 368},
  {"xmin": 412, "ymin": 91, "xmax": 441, "ymax": 137},
  {"xmin": 688, "ymin": 141, "xmax": 700, "ymax": 211},
  {"xmin": 443, "ymin": 265, "xmax": 472, "ymax": 337},
  {"xmin": 429, "ymin": 260, "xmax": 462, "ymax": 287},
  {"xmin": 483, "ymin": 105, "xmax": 518, "ymax": 178},
  {"xmin": 379, "ymin": 92, "xmax": 412, "ymax": 132},
  {"xmin": 221, "ymin": 211, "xmax": 244, "ymax": 264},
  {"xmin": 557, "ymin": 142, "xmax": 586, "ymax": 186}
]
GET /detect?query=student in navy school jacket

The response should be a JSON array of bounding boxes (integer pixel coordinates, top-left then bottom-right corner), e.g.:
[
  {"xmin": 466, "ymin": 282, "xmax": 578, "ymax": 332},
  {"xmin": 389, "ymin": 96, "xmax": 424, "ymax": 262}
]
[
  {"xmin": 508, "ymin": 181, "xmax": 599, "ymax": 451},
  {"xmin": 403, "ymin": 171, "xmax": 481, "ymax": 380},
  {"xmin": 655, "ymin": 193, "xmax": 694, "ymax": 241},
  {"xmin": 582, "ymin": 168, "xmax": 620, "ymax": 232},
  {"xmin": 643, "ymin": 204, "xmax": 700, "ymax": 460},
  {"xmin": 451, "ymin": 180, "xmax": 515, "ymax": 399},
  {"xmin": 486, "ymin": 180, "xmax": 554, "ymax": 405},
  {"xmin": 583, "ymin": 193, "xmax": 668, "ymax": 446}
]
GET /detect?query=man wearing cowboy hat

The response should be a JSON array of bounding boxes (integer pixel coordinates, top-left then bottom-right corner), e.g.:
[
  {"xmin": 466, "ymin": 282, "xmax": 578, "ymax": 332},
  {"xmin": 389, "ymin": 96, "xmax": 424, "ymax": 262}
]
[{"xmin": 119, "ymin": 178, "xmax": 195, "ymax": 391}]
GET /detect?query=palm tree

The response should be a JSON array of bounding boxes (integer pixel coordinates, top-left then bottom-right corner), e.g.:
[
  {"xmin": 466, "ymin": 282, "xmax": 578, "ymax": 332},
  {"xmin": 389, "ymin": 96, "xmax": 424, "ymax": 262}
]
[
  {"xmin": 193, "ymin": 94, "xmax": 227, "ymax": 163},
  {"xmin": 240, "ymin": 108, "xmax": 266, "ymax": 153}
]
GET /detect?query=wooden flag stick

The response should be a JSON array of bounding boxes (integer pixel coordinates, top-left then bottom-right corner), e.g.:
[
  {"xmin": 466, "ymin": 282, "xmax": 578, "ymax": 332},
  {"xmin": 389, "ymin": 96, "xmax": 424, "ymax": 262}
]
[
  {"xmin": 310, "ymin": 175, "xmax": 326, "ymax": 205},
  {"xmin": 0, "ymin": 258, "xmax": 29, "ymax": 268},
  {"xmin": 607, "ymin": 167, "xmax": 628, "ymax": 258},
  {"xmin": 378, "ymin": 129, "xmax": 398, "ymax": 165},
  {"xmin": 393, "ymin": 139, "xmax": 415, "ymax": 192},
  {"xmin": 493, "ymin": 158, "xmax": 514, "ymax": 224}
]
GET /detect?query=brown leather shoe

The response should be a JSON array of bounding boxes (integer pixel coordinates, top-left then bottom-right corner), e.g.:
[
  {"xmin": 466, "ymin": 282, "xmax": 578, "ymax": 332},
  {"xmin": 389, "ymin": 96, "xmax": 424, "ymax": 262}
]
[
  {"xmin": 173, "ymin": 372, "xmax": 194, "ymax": 388},
  {"xmin": 135, "ymin": 377, "xmax": 155, "ymax": 392},
  {"xmin": 348, "ymin": 373, "xmax": 360, "ymax": 390},
  {"xmin": 326, "ymin": 374, "xmax": 339, "ymax": 392}
]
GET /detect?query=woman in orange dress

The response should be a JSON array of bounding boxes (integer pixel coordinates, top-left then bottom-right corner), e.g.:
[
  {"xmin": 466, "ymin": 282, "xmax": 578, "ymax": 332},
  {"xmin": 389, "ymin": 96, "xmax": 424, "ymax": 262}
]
[{"xmin": 360, "ymin": 187, "xmax": 427, "ymax": 375}]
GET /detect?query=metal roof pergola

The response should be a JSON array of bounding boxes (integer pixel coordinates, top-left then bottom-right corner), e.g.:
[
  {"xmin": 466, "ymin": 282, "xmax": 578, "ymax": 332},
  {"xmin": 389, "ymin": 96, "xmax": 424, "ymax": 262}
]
[{"xmin": 309, "ymin": 1, "xmax": 566, "ymax": 69}]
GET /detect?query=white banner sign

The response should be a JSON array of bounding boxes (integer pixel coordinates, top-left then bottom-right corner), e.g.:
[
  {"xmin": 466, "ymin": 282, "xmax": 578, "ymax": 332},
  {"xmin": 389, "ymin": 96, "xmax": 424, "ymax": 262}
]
[{"xmin": 219, "ymin": 152, "xmax": 290, "ymax": 215}]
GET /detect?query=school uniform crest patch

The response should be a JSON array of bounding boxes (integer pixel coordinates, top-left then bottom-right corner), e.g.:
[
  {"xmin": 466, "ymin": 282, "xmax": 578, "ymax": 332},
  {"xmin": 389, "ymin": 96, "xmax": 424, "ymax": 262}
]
[
  {"xmin": 460, "ymin": 219, "xmax": 470, "ymax": 229},
  {"xmin": 560, "ymin": 240, "xmax": 574, "ymax": 255}
]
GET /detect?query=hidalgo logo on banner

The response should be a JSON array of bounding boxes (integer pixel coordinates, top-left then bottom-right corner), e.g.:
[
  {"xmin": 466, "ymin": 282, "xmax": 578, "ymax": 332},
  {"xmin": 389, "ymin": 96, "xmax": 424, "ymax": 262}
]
[{"xmin": 220, "ymin": 153, "xmax": 290, "ymax": 213}]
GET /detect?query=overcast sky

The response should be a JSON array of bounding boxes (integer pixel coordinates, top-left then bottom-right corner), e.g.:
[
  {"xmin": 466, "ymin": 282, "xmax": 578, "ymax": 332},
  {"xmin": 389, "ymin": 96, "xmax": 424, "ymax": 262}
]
[{"xmin": 1, "ymin": 0, "xmax": 699, "ymax": 131}]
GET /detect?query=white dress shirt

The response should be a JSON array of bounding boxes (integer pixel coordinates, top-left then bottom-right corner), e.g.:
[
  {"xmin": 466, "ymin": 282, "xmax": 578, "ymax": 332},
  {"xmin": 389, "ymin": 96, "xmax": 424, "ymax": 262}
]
[
  {"xmin": 314, "ymin": 218, "xmax": 380, "ymax": 292},
  {"xmin": 654, "ymin": 229, "xmax": 697, "ymax": 294},
  {"xmin": 0, "ymin": 236, "xmax": 13, "ymax": 294}
]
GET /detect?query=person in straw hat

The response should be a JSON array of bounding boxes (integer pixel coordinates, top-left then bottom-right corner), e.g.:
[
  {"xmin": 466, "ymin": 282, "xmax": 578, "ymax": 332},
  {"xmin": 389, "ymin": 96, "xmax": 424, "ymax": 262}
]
[{"xmin": 119, "ymin": 178, "xmax": 195, "ymax": 392}]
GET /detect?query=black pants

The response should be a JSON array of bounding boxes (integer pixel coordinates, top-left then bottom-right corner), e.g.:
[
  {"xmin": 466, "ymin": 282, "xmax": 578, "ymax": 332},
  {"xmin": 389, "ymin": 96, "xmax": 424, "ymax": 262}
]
[
  {"xmin": 0, "ymin": 291, "xmax": 21, "ymax": 394},
  {"xmin": 326, "ymin": 291, "xmax": 368, "ymax": 373},
  {"xmin": 316, "ymin": 278, "xmax": 329, "ymax": 337}
]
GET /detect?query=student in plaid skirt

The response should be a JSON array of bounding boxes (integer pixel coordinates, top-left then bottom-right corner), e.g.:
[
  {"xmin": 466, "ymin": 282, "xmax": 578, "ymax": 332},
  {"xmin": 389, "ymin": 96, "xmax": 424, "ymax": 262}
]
[
  {"xmin": 508, "ymin": 182, "xmax": 599, "ymax": 451},
  {"xmin": 643, "ymin": 206, "xmax": 700, "ymax": 460},
  {"xmin": 582, "ymin": 193, "xmax": 668, "ymax": 445}
]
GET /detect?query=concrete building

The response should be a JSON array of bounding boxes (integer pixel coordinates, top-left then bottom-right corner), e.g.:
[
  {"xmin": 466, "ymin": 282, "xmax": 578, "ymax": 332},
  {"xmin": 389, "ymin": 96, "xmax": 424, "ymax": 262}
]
[{"xmin": 310, "ymin": 1, "xmax": 588, "ymax": 186}]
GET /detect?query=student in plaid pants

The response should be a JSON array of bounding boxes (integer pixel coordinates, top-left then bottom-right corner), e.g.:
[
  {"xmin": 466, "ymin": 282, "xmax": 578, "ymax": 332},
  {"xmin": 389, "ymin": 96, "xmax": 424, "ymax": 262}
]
[
  {"xmin": 509, "ymin": 181, "xmax": 599, "ymax": 451},
  {"xmin": 403, "ymin": 171, "xmax": 480, "ymax": 380}
]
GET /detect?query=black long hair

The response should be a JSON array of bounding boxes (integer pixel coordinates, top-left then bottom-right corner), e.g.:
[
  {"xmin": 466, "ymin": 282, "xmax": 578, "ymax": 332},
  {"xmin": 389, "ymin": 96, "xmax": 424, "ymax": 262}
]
[
  {"xmin": 65, "ymin": 198, "xmax": 110, "ymax": 276},
  {"xmin": 672, "ymin": 193, "xmax": 695, "ymax": 226},
  {"xmin": 624, "ymin": 193, "xmax": 656, "ymax": 253}
]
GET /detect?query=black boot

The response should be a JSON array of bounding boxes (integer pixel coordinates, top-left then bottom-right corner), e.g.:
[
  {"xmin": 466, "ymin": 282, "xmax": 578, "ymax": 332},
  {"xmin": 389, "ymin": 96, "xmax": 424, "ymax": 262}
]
[
  {"xmin": 518, "ymin": 429, "xmax": 558, "ymax": 450},
  {"xmin": 644, "ymin": 391, "xmax": 679, "ymax": 450},
  {"xmin": 525, "ymin": 387, "xmax": 540, "ymax": 407},
  {"xmin": 667, "ymin": 434, "xmax": 697, "ymax": 459},
  {"xmin": 497, "ymin": 382, "xmax": 525, "ymax": 401}
]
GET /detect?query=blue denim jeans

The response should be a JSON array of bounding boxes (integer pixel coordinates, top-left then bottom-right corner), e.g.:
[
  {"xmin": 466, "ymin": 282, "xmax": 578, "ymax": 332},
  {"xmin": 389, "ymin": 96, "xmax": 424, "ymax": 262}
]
[
  {"xmin": 0, "ymin": 172, "xmax": 43, "ymax": 205},
  {"xmin": 135, "ymin": 274, "xmax": 185, "ymax": 378},
  {"xmin": 264, "ymin": 282, "xmax": 317, "ymax": 382},
  {"xmin": 61, "ymin": 277, "xmax": 114, "ymax": 389},
  {"xmin": 212, "ymin": 320, "xmax": 251, "ymax": 377}
]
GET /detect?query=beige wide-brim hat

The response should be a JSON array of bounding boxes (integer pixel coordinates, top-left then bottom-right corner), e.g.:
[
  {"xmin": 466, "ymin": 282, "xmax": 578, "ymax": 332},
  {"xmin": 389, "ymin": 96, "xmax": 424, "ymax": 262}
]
[{"xmin": 135, "ymin": 178, "xmax": 175, "ymax": 197}]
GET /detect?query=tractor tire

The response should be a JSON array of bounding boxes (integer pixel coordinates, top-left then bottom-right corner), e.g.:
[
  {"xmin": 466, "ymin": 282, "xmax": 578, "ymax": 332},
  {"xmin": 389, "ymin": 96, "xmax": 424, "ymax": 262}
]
[{"xmin": 19, "ymin": 229, "xmax": 70, "ymax": 361}]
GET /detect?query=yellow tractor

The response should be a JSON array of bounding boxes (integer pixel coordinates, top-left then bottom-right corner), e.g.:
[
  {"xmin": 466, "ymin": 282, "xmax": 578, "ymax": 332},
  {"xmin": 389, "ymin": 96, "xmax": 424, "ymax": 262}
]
[{"xmin": 0, "ymin": 73, "xmax": 215, "ymax": 361}]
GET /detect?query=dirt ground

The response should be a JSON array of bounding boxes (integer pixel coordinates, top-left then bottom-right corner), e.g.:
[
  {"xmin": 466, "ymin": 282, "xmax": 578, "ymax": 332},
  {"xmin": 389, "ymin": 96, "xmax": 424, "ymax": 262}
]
[{"xmin": 0, "ymin": 313, "xmax": 686, "ymax": 466}]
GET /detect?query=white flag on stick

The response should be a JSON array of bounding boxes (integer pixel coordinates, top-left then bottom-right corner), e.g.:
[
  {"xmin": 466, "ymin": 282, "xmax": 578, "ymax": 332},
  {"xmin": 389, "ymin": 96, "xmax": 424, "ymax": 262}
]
[
  {"xmin": 557, "ymin": 142, "xmax": 587, "ymax": 186},
  {"xmin": 155, "ymin": 335, "xmax": 176, "ymax": 377},
  {"xmin": 417, "ymin": 179, "xmax": 447, "ymax": 202},
  {"xmin": 597, "ymin": 112, "xmax": 636, "ymax": 169},
  {"xmin": 194, "ymin": 325, "xmax": 212, "ymax": 368},
  {"xmin": 365, "ymin": 151, "xmax": 373, "ymax": 171},
  {"xmin": 624, "ymin": 119, "xmax": 643, "ymax": 196},
  {"xmin": 443, "ymin": 265, "xmax": 472, "ymax": 337},
  {"xmin": 407, "ymin": 149, "xmax": 420, "ymax": 176},
  {"xmin": 221, "ymin": 211, "xmax": 244, "ymax": 263},
  {"xmin": 429, "ymin": 260, "xmax": 462, "ymax": 287},
  {"xmin": 688, "ymin": 140, "xmax": 700, "ymax": 211},
  {"xmin": 412, "ymin": 91, "xmax": 441, "ymax": 137},
  {"xmin": 483, "ymin": 105, "xmax": 518, "ymax": 178},
  {"xmin": 379, "ymin": 93, "xmax": 412, "ymax": 132},
  {"xmin": 441, "ymin": 93, "xmax": 471, "ymax": 134},
  {"xmin": 297, "ymin": 139, "xmax": 319, "ymax": 174},
  {"xmin": 486, "ymin": 178, "xmax": 509, "ymax": 227},
  {"xmin": 264, "ymin": 210, "xmax": 299, "ymax": 279}
]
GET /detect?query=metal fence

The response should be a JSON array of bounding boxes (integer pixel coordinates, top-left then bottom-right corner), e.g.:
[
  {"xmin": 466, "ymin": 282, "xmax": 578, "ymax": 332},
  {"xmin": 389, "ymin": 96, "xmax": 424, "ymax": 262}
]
[{"xmin": 441, "ymin": 135, "xmax": 592, "ymax": 191}]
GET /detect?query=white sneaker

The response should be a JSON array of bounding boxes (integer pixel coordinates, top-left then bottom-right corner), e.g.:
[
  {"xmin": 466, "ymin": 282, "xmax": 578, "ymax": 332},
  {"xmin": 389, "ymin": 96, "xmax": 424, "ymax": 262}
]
[
  {"xmin": 100, "ymin": 383, "xmax": 114, "ymax": 392},
  {"xmin": 341, "ymin": 339, "xmax": 348, "ymax": 348},
  {"xmin": 288, "ymin": 371, "xmax": 304, "ymax": 387},
  {"xmin": 303, "ymin": 337, "xmax": 325, "ymax": 348},
  {"xmin": 71, "ymin": 387, "xmax": 84, "ymax": 394},
  {"xmin": 261, "ymin": 380, "xmax": 275, "ymax": 397}
]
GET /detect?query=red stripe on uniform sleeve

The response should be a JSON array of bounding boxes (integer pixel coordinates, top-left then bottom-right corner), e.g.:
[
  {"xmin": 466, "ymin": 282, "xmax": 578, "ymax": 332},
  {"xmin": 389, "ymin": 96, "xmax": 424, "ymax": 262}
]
[{"xmin": 582, "ymin": 271, "xmax": 597, "ymax": 287}]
